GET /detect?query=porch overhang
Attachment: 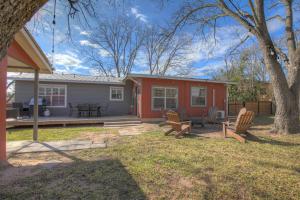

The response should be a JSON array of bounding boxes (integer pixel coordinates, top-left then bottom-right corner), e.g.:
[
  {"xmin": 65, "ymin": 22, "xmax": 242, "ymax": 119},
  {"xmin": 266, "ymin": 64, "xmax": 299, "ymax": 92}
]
[
  {"xmin": 1, "ymin": 28, "xmax": 52, "ymax": 161},
  {"xmin": 7, "ymin": 28, "xmax": 52, "ymax": 74}
]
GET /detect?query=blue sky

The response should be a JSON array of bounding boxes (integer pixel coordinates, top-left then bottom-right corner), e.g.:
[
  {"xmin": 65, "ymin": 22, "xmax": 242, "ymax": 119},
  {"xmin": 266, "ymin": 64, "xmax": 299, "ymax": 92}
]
[{"xmin": 26, "ymin": 0, "xmax": 292, "ymax": 78}]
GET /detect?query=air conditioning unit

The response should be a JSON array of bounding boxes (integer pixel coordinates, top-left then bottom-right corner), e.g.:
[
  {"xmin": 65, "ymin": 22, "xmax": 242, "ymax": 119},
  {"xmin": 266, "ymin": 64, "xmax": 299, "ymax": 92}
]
[{"xmin": 217, "ymin": 110, "xmax": 225, "ymax": 119}]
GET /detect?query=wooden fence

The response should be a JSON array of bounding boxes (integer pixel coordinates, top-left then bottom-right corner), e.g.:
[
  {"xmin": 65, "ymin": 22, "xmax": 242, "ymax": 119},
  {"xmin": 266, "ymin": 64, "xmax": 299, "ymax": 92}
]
[{"xmin": 228, "ymin": 101, "xmax": 274, "ymax": 116}]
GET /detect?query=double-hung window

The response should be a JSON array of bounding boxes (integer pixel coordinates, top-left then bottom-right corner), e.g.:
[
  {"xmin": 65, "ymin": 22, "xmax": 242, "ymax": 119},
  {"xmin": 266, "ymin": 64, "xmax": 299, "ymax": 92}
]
[
  {"xmin": 152, "ymin": 87, "xmax": 178, "ymax": 110},
  {"xmin": 39, "ymin": 85, "xmax": 67, "ymax": 107},
  {"xmin": 110, "ymin": 87, "xmax": 124, "ymax": 101},
  {"xmin": 191, "ymin": 86, "xmax": 207, "ymax": 107}
]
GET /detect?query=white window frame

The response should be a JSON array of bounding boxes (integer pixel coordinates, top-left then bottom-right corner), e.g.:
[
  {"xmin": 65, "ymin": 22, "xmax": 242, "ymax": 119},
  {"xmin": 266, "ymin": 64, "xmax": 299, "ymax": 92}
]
[
  {"xmin": 151, "ymin": 86, "xmax": 178, "ymax": 111},
  {"xmin": 190, "ymin": 86, "xmax": 207, "ymax": 107},
  {"xmin": 39, "ymin": 84, "xmax": 67, "ymax": 108},
  {"xmin": 110, "ymin": 86, "xmax": 124, "ymax": 101}
]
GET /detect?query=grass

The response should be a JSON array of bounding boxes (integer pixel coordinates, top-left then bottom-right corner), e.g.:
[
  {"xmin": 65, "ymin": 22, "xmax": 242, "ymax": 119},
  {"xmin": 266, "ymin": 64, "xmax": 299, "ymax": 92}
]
[
  {"xmin": 1, "ymin": 116, "xmax": 300, "ymax": 199},
  {"xmin": 6, "ymin": 126, "xmax": 108, "ymax": 142}
]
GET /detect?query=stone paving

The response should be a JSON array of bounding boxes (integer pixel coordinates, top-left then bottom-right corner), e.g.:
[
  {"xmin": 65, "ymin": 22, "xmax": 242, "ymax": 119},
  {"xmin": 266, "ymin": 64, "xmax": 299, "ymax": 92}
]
[{"xmin": 7, "ymin": 140, "xmax": 107, "ymax": 155}]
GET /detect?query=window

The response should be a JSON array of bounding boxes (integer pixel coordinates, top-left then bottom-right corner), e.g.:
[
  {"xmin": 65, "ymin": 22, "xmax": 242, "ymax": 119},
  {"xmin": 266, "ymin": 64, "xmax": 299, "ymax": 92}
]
[
  {"xmin": 39, "ymin": 85, "xmax": 66, "ymax": 107},
  {"xmin": 191, "ymin": 86, "xmax": 207, "ymax": 107},
  {"xmin": 110, "ymin": 87, "xmax": 124, "ymax": 101},
  {"xmin": 152, "ymin": 87, "xmax": 178, "ymax": 110}
]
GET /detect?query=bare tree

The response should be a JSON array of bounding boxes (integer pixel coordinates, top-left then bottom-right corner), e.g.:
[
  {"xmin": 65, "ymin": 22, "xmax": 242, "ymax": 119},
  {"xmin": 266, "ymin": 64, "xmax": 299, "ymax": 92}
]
[
  {"xmin": 81, "ymin": 15, "xmax": 145, "ymax": 77},
  {"xmin": 170, "ymin": 0, "xmax": 300, "ymax": 134},
  {"xmin": 143, "ymin": 26, "xmax": 192, "ymax": 76},
  {"xmin": 0, "ymin": 0, "xmax": 96, "ymax": 60}
]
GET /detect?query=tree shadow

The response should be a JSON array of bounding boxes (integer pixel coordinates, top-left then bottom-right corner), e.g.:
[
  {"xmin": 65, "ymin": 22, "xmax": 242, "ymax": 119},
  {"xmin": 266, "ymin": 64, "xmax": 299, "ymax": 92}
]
[
  {"xmin": 253, "ymin": 159, "xmax": 300, "ymax": 174},
  {"xmin": 245, "ymin": 132, "xmax": 300, "ymax": 147},
  {"xmin": 0, "ymin": 158, "xmax": 147, "ymax": 200}
]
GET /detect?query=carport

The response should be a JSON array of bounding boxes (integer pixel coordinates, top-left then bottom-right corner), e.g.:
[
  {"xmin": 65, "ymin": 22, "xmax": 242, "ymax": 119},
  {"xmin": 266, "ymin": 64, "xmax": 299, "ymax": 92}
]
[{"xmin": 0, "ymin": 28, "xmax": 52, "ymax": 161}]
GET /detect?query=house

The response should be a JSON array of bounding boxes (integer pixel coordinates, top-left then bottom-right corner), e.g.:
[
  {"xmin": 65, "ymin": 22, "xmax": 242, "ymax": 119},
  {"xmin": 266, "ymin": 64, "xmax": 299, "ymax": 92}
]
[
  {"xmin": 8, "ymin": 73, "xmax": 133, "ymax": 116},
  {"xmin": 8, "ymin": 73, "xmax": 229, "ymax": 120}
]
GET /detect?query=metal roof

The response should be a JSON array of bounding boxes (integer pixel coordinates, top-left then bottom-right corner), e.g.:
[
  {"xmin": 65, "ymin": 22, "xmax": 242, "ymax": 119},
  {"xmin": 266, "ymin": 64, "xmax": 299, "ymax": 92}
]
[
  {"xmin": 126, "ymin": 73, "xmax": 232, "ymax": 84},
  {"xmin": 8, "ymin": 72, "xmax": 234, "ymax": 85},
  {"xmin": 7, "ymin": 73, "xmax": 124, "ymax": 85}
]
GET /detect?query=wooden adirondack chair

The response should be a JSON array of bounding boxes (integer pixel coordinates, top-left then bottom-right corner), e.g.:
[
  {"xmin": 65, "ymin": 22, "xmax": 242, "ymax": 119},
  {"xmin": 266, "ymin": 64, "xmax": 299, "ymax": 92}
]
[
  {"xmin": 164, "ymin": 111, "xmax": 192, "ymax": 138},
  {"xmin": 222, "ymin": 108, "xmax": 254, "ymax": 143}
]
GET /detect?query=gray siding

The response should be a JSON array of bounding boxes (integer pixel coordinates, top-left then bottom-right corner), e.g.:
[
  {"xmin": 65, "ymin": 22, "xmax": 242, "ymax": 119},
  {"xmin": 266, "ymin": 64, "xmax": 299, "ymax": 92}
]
[{"xmin": 14, "ymin": 80, "xmax": 133, "ymax": 116}]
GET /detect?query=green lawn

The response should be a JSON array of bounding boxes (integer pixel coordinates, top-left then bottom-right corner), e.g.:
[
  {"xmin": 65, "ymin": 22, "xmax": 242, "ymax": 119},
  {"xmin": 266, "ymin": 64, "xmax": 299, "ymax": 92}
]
[
  {"xmin": 1, "ymin": 117, "xmax": 300, "ymax": 199},
  {"xmin": 6, "ymin": 126, "xmax": 108, "ymax": 142}
]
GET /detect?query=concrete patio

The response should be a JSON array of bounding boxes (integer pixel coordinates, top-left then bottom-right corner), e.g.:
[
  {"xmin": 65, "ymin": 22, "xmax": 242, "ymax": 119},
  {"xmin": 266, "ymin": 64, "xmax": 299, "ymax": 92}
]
[{"xmin": 7, "ymin": 140, "xmax": 107, "ymax": 156}]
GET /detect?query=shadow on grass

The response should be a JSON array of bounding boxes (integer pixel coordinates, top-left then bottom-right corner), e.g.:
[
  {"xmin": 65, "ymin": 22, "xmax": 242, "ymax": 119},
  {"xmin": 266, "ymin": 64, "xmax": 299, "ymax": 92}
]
[
  {"xmin": 0, "ymin": 158, "xmax": 146, "ymax": 200},
  {"xmin": 253, "ymin": 116, "xmax": 274, "ymax": 126},
  {"xmin": 245, "ymin": 132, "xmax": 300, "ymax": 147},
  {"xmin": 253, "ymin": 159, "xmax": 300, "ymax": 174}
]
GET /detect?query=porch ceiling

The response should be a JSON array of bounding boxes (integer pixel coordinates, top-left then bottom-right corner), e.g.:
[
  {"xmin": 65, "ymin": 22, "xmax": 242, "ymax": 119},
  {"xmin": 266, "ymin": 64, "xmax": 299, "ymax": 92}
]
[{"xmin": 7, "ymin": 28, "xmax": 52, "ymax": 74}]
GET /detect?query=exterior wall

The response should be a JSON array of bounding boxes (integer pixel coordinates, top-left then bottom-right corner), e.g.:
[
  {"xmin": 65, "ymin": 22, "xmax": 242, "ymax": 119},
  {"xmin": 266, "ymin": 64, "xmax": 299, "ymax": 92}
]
[
  {"xmin": 139, "ymin": 78, "xmax": 227, "ymax": 119},
  {"xmin": 14, "ymin": 80, "xmax": 133, "ymax": 116}
]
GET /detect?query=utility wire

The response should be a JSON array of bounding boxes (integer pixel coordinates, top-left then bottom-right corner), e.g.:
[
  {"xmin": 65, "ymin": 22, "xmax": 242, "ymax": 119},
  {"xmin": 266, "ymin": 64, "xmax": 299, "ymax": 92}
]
[{"xmin": 51, "ymin": 0, "xmax": 57, "ymax": 67}]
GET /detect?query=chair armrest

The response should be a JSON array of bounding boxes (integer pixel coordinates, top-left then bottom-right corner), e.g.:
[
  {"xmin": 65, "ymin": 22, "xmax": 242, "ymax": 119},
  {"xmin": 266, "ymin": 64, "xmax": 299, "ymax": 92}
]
[
  {"xmin": 166, "ymin": 121, "xmax": 182, "ymax": 126},
  {"xmin": 181, "ymin": 121, "xmax": 191, "ymax": 126},
  {"xmin": 222, "ymin": 121, "xmax": 235, "ymax": 126}
]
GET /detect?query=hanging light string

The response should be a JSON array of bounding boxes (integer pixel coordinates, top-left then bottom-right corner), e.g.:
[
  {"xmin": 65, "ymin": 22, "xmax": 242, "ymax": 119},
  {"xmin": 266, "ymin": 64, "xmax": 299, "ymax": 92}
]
[{"xmin": 51, "ymin": 0, "xmax": 57, "ymax": 67}]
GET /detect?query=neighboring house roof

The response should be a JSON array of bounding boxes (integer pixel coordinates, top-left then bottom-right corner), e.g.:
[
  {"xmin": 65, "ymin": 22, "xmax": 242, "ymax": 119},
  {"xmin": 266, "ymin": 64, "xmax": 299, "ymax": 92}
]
[
  {"xmin": 127, "ymin": 73, "xmax": 232, "ymax": 84},
  {"xmin": 7, "ymin": 28, "xmax": 52, "ymax": 74},
  {"xmin": 7, "ymin": 73, "xmax": 124, "ymax": 85},
  {"xmin": 8, "ymin": 72, "xmax": 233, "ymax": 85}
]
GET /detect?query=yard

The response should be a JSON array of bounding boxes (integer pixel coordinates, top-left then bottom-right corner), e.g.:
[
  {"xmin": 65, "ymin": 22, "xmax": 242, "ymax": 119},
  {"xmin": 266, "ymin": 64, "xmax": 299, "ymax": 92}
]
[{"xmin": 1, "ymin": 116, "xmax": 300, "ymax": 199}]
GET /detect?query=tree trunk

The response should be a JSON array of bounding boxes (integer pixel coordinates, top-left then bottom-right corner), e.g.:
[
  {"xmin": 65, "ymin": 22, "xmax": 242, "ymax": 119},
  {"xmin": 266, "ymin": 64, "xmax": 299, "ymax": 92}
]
[
  {"xmin": 0, "ymin": 0, "xmax": 48, "ymax": 60},
  {"xmin": 260, "ymin": 41, "xmax": 300, "ymax": 134}
]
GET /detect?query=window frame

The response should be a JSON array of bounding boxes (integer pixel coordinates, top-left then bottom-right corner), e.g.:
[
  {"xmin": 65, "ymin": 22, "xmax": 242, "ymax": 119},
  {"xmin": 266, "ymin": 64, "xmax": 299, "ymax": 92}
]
[
  {"xmin": 190, "ymin": 86, "xmax": 207, "ymax": 107},
  {"xmin": 151, "ymin": 86, "xmax": 178, "ymax": 111},
  {"xmin": 39, "ymin": 84, "xmax": 67, "ymax": 108},
  {"xmin": 110, "ymin": 86, "xmax": 124, "ymax": 101}
]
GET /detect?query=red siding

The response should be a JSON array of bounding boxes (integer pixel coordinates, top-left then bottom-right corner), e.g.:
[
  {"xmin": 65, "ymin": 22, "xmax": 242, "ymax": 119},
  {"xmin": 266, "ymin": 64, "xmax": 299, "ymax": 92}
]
[{"xmin": 139, "ymin": 77, "xmax": 227, "ymax": 119}]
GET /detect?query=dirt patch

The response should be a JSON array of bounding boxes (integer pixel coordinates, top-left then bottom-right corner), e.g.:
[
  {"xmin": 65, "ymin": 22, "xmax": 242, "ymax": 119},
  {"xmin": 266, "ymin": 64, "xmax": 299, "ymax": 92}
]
[
  {"xmin": 0, "ymin": 152, "xmax": 74, "ymax": 184},
  {"xmin": 190, "ymin": 124, "xmax": 223, "ymax": 138}
]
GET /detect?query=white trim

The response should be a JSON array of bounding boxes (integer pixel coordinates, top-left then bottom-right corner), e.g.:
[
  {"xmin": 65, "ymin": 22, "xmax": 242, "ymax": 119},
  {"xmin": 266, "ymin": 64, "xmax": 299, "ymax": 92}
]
[
  {"xmin": 110, "ymin": 86, "xmax": 124, "ymax": 101},
  {"xmin": 190, "ymin": 86, "xmax": 207, "ymax": 107},
  {"xmin": 39, "ymin": 84, "xmax": 67, "ymax": 108},
  {"xmin": 151, "ymin": 86, "xmax": 178, "ymax": 111}
]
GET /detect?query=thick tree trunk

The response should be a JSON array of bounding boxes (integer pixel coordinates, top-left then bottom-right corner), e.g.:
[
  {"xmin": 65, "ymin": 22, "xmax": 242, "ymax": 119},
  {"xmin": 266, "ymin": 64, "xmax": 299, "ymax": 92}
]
[
  {"xmin": 260, "ymin": 41, "xmax": 300, "ymax": 134},
  {"xmin": 274, "ymin": 93, "xmax": 299, "ymax": 134},
  {"xmin": 0, "ymin": 0, "xmax": 48, "ymax": 60}
]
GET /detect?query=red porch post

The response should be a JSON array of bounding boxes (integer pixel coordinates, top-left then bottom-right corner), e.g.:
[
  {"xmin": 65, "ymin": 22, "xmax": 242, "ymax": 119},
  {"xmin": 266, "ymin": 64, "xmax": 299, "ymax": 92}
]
[{"xmin": 0, "ymin": 56, "xmax": 8, "ymax": 161}]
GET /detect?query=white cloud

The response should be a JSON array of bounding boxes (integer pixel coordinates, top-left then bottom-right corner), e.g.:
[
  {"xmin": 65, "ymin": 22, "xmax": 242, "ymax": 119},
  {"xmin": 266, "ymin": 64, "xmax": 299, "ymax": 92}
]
[
  {"xmin": 54, "ymin": 52, "xmax": 82, "ymax": 67},
  {"xmin": 98, "ymin": 49, "xmax": 110, "ymax": 57},
  {"xmin": 52, "ymin": 51, "xmax": 90, "ymax": 74},
  {"xmin": 79, "ymin": 40, "xmax": 100, "ymax": 48},
  {"xmin": 80, "ymin": 31, "xmax": 91, "ymax": 36},
  {"xmin": 130, "ymin": 7, "xmax": 148, "ymax": 23}
]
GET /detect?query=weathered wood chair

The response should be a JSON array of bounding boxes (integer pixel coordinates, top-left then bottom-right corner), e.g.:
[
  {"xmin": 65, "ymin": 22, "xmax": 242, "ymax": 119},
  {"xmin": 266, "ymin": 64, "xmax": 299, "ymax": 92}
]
[
  {"xmin": 164, "ymin": 111, "xmax": 192, "ymax": 138},
  {"xmin": 222, "ymin": 108, "xmax": 254, "ymax": 143}
]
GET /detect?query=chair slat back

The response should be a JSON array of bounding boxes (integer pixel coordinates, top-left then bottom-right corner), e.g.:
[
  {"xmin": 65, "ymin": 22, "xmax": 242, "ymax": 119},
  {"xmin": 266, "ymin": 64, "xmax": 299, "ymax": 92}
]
[
  {"xmin": 235, "ymin": 109, "xmax": 254, "ymax": 133},
  {"xmin": 166, "ymin": 111, "xmax": 180, "ymax": 123}
]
